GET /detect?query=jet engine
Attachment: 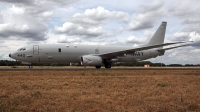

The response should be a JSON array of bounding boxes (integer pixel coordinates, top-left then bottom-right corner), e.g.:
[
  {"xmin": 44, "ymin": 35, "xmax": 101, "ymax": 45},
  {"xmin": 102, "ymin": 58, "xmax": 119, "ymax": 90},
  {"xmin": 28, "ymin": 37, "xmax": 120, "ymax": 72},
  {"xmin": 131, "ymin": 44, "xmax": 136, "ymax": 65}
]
[{"xmin": 81, "ymin": 55, "xmax": 102, "ymax": 66}]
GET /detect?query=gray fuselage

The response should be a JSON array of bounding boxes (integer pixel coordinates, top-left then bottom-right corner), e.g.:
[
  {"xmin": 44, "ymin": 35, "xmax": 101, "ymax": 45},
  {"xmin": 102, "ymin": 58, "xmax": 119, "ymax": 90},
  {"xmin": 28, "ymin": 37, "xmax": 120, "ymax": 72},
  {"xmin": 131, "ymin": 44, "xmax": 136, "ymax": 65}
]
[{"xmin": 10, "ymin": 44, "xmax": 162, "ymax": 64}]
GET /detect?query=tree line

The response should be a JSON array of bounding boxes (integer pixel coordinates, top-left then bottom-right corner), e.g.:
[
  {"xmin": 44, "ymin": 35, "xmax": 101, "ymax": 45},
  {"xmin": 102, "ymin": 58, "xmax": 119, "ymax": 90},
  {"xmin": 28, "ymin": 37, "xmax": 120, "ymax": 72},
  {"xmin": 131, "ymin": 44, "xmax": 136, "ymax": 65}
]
[{"xmin": 0, "ymin": 60, "xmax": 199, "ymax": 67}]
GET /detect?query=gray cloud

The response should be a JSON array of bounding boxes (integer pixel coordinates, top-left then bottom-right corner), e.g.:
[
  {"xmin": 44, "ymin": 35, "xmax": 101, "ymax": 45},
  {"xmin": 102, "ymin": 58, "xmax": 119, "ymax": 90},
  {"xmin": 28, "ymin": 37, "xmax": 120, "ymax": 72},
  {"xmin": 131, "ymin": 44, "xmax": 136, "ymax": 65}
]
[
  {"xmin": 169, "ymin": 1, "xmax": 200, "ymax": 18},
  {"xmin": 182, "ymin": 18, "xmax": 200, "ymax": 25},
  {"xmin": 0, "ymin": 0, "xmax": 79, "ymax": 41},
  {"xmin": 125, "ymin": 29, "xmax": 153, "ymax": 45},
  {"xmin": 0, "ymin": 0, "xmax": 33, "ymax": 5},
  {"xmin": 0, "ymin": 41, "xmax": 7, "ymax": 47},
  {"xmin": 169, "ymin": 32, "xmax": 190, "ymax": 41},
  {"xmin": 128, "ymin": 20, "xmax": 154, "ymax": 31},
  {"xmin": 139, "ymin": 0, "xmax": 164, "ymax": 13},
  {"xmin": 182, "ymin": 26, "xmax": 200, "ymax": 34},
  {"xmin": 128, "ymin": 0, "xmax": 165, "ymax": 31},
  {"xmin": 0, "ymin": 0, "xmax": 79, "ymax": 14},
  {"xmin": 0, "ymin": 27, "xmax": 48, "ymax": 41},
  {"xmin": 54, "ymin": 22, "xmax": 110, "ymax": 38},
  {"xmin": 69, "ymin": 6, "xmax": 130, "ymax": 27},
  {"xmin": 168, "ymin": 31, "xmax": 200, "ymax": 48},
  {"xmin": 57, "ymin": 36, "xmax": 82, "ymax": 43},
  {"xmin": 125, "ymin": 36, "xmax": 146, "ymax": 44},
  {"xmin": 169, "ymin": 0, "xmax": 200, "ymax": 27},
  {"xmin": 0, "ymin": 46, "xmax": 6, "ymax": 47},
  {"xmin": 0, "ymin": 9, "xmax": 48, "ymax": 41},
  {"xmin": 54, "ymin": 6, "xmax": 129, "ymax": 38},
  {"xmin": 0, "ymin": 54, "xmax": 3, "ymax": 59},
  {"xmin": 0, "ymin": 40, "xmax": 4, "ymax": 43},
  {"xmin": 189, "ymin": 32, "xmax": 200, "ymax": 47},
  {"xmin": 149, "ymin": 47, "xmax": 198, "ymax": 65},
  {"xmin": 191, "ymin": 42, "xmax": 200, "ymax": 47},
  {"xmin": 167, "ymin": 1, "xmax": 200, "ymax": 48}
]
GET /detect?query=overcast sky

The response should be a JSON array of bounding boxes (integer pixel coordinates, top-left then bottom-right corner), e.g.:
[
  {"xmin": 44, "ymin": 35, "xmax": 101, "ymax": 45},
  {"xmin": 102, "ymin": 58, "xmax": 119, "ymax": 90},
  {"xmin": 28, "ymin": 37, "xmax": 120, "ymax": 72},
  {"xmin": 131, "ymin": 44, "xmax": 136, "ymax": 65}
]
[{"xmin": 0, "ymin": 0, "xmax": 200, "ymax": 64}]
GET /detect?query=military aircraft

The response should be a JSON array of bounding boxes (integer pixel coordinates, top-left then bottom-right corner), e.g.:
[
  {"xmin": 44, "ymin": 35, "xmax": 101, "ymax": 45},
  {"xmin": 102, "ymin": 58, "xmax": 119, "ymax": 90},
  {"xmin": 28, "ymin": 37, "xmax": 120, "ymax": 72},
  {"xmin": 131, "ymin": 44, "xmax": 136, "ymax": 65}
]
[{"xmin": 9, "ymin": 22, "xmax": 191, "ymax": 69}]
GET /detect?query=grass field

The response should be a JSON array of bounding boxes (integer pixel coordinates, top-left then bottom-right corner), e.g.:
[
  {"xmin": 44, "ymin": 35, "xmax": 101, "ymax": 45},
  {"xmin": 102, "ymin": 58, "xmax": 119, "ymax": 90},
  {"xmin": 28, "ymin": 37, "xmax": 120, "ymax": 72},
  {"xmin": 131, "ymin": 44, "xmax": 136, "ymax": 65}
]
[{"xmin": 0, "ymin": 70, "xmax": 200, "ymax": 112}]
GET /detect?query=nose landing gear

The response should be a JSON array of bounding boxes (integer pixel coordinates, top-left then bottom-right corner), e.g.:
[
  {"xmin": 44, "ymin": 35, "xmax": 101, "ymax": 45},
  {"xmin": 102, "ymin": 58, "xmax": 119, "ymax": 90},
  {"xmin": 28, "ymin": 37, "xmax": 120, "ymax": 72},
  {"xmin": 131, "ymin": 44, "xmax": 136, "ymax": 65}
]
[
  {"xmin": 28, "ymin": 65, "xmax": 33, "ymax": 69},
  {"xmin": 95, "ymin": 66, "xmax": 101, "ymax": 69}
]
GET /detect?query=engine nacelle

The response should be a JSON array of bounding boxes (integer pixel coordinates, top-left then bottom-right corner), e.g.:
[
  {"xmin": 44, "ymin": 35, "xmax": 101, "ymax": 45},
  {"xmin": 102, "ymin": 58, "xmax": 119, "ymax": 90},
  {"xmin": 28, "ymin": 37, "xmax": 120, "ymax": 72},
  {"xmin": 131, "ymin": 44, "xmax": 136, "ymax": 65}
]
[{"xmin": 81, "ymin": 55, "xmax": 102, "ymax": 66}]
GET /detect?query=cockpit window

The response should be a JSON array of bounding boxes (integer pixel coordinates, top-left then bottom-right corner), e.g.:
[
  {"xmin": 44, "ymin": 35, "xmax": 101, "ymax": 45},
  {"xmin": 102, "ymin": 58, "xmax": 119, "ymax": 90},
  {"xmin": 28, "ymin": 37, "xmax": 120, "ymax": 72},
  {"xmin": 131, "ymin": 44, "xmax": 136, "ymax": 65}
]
[{"xmin": 17, "ymin": 48, "xmax": 26, "ymax": 51}]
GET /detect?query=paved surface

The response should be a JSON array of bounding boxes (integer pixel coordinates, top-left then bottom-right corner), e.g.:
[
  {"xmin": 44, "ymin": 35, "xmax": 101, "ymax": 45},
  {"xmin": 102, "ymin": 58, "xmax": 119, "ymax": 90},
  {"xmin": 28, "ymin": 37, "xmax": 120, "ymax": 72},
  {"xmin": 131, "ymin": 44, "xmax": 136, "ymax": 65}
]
[{"xmin": 0, "ymin": 67, "xmax": 200, "ymax": 71}]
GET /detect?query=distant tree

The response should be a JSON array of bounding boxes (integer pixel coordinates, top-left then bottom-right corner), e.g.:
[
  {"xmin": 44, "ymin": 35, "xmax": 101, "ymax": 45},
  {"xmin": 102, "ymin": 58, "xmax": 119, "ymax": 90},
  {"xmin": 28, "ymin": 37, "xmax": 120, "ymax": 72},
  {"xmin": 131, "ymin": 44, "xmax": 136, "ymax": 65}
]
[
  {"xmin": 185, "ymin": 64, "xmax": 200, "ymax": 66},
  {"xmin": 0, "ymin": 60, "xmax": 21, "ymax": 66},
  {"xmin": 150, "ymin": 63, "xmax": 165, "ymax": 67},
  {"xmin": 168, "ymin": 64, "xmax": 183, "ymax": 67},
  {"xmin": 113, "ymin": 61, "xmax": 164, "ymax": 66}
]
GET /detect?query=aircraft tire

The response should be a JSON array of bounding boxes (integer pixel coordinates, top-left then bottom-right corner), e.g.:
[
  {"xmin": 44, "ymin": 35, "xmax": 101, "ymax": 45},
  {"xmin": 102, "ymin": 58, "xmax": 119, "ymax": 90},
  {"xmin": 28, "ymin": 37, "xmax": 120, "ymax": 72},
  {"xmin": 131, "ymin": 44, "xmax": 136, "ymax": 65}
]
[
  {"xmin": 95, "ymin": 66, "xmax": 101, "ymax": 69},
  {"xmin": 29, "ymin": 65, "xmax": 33, "ymax": 69},
  {"xmin": 105, "ymin": 63, "xmax": 111, "ymax": 69}
]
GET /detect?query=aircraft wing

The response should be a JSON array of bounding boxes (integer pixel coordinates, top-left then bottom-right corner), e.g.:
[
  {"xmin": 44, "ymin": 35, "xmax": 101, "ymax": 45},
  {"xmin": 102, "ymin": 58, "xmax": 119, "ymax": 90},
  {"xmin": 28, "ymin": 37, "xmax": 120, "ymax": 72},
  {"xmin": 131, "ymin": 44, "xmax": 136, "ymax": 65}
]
[
  {"xmin": 95, "ymin": 41, "xmax": 191, "ymax": 59},
  {"xmin": 158, "ymin": 44, "xmax": 189, "ymax": 52}
]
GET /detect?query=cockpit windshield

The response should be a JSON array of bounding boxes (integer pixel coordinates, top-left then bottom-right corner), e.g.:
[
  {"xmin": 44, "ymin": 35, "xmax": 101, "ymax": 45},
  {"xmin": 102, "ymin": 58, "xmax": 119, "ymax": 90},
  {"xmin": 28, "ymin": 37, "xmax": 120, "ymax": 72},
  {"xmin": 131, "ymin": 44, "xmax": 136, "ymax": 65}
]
[{"xmin": 17, "ymin": 48, "xmax": 26, "ymax": 51}]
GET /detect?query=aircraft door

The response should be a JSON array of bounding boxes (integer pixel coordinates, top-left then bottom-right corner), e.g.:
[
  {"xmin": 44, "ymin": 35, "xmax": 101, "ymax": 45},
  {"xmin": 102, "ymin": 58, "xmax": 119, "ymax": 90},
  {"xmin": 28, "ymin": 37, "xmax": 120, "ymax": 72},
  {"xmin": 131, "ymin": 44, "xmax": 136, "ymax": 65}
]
[{"xmin": 33, "ymin": 45, "xmax": 39, "ymax": 55}]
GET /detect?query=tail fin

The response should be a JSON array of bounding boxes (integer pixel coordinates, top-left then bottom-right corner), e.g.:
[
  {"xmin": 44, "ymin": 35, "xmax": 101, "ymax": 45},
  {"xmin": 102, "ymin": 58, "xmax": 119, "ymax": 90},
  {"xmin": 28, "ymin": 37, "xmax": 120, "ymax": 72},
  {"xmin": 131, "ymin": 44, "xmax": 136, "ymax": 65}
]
[{"xmin": 147, "ymin": 22, "xmax": 167, "ymax": 47}]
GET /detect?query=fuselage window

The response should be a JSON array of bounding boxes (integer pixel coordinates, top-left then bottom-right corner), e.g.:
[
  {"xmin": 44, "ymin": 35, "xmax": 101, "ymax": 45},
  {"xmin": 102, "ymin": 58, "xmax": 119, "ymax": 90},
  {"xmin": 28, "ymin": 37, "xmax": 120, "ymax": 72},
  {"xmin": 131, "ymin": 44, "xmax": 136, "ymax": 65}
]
[{"xmin": 58, "ymin": 48, "xmax": 61, "ymax": 52}]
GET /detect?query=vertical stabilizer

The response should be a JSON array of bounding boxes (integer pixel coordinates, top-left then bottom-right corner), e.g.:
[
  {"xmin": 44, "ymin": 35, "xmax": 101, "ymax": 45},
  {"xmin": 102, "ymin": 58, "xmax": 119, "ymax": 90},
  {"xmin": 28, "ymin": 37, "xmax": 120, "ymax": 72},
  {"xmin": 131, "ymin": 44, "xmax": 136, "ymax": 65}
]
[{"xmin": 147, "ymin": 22, "xmax": 167, "ymax": 47}]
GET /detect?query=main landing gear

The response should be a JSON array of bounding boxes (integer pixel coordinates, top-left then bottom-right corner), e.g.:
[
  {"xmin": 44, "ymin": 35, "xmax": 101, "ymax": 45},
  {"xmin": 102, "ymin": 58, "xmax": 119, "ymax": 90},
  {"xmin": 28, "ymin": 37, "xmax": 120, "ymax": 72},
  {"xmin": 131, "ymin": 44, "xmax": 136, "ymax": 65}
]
[
  {"xmin": 104, "ymin": 63, "xmax": 111, "ymax": 69},
  {"xmin": 95, "ymin": 64, "xmax": 111, "ymax": 69},
  {"xmin": 103, "ymin": 59, "xmax": 111, "ymax": 69},
  {"xmin": 95, "ymin": 59, "xmax": 112, "ymax": 69}
]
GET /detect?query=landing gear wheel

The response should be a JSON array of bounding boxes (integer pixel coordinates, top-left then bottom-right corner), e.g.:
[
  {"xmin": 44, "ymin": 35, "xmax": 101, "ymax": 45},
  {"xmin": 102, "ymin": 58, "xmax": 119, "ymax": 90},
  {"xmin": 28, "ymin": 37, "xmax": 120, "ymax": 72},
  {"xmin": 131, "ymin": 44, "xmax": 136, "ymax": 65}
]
[
  {"xmin": 29, "ymin": 65, "xmax": 33, "ymax": 69},
  {"xmin": 105, "ymin": 63, "xmax": 111, "ymax": 69},
  {"xmin": 95, "ymin": 66, "xmax": 101, "ymax": 69}
]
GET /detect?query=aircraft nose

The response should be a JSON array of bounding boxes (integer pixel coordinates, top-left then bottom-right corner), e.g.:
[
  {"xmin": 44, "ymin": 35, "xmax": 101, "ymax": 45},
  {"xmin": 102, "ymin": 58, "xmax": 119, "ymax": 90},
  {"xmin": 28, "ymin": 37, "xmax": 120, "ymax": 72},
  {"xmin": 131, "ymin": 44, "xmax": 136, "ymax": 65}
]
[{"xmin": 9, "ymin": 53, "xmax": 11, "ymax": 57}]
